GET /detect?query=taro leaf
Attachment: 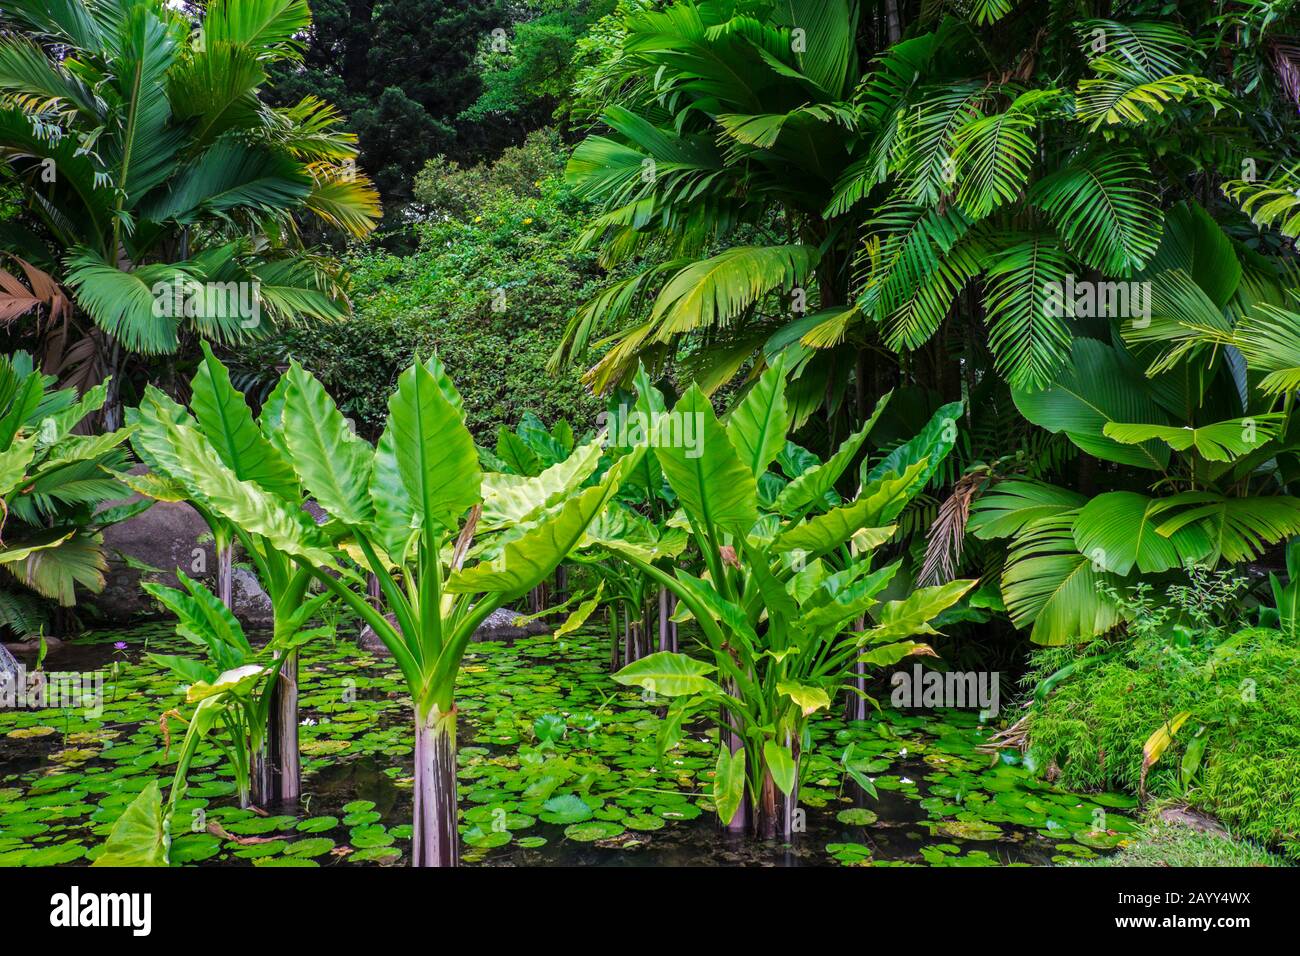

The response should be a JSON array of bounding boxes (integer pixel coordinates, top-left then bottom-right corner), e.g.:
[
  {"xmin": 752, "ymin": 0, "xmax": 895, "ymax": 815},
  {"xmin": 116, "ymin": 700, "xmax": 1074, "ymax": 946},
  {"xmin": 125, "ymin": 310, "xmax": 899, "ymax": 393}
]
[
  {"xmin": 653, "ymin": 385, "xmax": 758, "ymax": 539},
  {"xmin": 613, "ymin": 651, "xmax": 719, "ymax": 697},
  {"xmin": 725, "ymin": 354, "xmax": 790, "ymax": 477},
  {"xmin": 777, "ymin": 680, "xmax": 831, "ymax": 716},
  {"xmin": 713, "ymin": 746, "xmax": 746, "ymax": 825},
  {"xmin": 92, "ymin": 780, "xmax": 167, "ymax": 867},
  {"xmin": 763, "ymin": 740, "xmax": 797, "ymax": 796}
]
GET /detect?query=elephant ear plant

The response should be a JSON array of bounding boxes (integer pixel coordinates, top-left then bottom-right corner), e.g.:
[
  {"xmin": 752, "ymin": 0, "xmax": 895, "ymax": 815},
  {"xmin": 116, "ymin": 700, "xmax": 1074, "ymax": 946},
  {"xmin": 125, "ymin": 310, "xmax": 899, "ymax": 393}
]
[
  {"xmin": 107, "ymin": 353, "xmax": 637, "ymax": 866},
  {"xmin": 608, "ymin": 359, "xmax": 975, "ymax": 838},
  {"xmin": 125, "ymin": 344, "xmax": 325, "ymax": 807}
]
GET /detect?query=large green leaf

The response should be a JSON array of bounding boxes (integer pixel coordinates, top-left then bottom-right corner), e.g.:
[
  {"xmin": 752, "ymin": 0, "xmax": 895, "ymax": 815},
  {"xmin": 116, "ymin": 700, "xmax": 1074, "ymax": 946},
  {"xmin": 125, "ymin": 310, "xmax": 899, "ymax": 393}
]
[
  {"xmin": 862, "ymin": 399, "xmax": 960, "ymax": 492},
  {"xmin": 865, "ymin": 580, "xmax": 976, "ymax": 642},
  {"xmin": 161, "ymin": 418, "xmax": 336, "ymax": 566},
  {"xmin": 190, "ymin": 342, "xmax": 297, "ymax": 497},
  {"xmin": 447, "ymin": 453, "xmax": 637, "ymax": 598},
  {"xmin": 1013, "ymin": 338, "xmax": 1170, "ymax": 469},
  {"xmin": 1102, "ymin": 416, "xmax": 1283, "ymax": 463},
  {"xmin": 968, "ymin": 480, "xmax": 1087, "ymax": 540},
  {"xmin": 1149, "ymin": 493, "xmax": 1300, "ymax": 564},
  {"xmin": 281, "ymin": 362, "xmax": 375, "ymax": 526},
  {"xmin": 479, "ymin": 437, "xmax": 604, "ymax": 530},
  {"xmin": 725, "ymin": 355, "xmax": 790, "ymax": 478},
  {"xmin": 370, "ymin": 358, "xmax": 480, "ymax": 553},
  {"xmin": 92, "ymin": 780, "xmax": 168, "ymax": 867},
  {"xmin": 713, "ymin": 745, "xmax": 747, "ymax": 825},
  {"xmin": 776, "ymin": 680, "xmax": 832, "ymax": 716},
  {"xmin": 654, "ymin": 385, "xmax": 758, "ymax": 539},
  {"xmin": 763, "ymin": 740, "xmax": 797, "ymax": 796},
  {"xmin": 612, "ymin": 650, "xmax": 720, "ymax": 697},
  {"xmin": 776, "ymin": 391, "xmax": 891, "ymax": 514},
  {"xmin": 1001, "ymin": 512, "xmax": 1120, "ymax": 645},
  {"xmin": 1072, "ymin": 491, "xmax": 1209, "ymax": 575},
  {"xmin": 774, "ymin": 460, "xmax": 926, "ymax": 556}
]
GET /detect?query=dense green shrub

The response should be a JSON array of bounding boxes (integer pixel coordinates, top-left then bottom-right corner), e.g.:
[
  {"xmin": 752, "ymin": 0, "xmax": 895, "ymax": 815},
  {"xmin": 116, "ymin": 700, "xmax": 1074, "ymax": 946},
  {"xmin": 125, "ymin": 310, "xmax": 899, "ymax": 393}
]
[
  {"xmin": 241, "ymin": 131, "xmax": 606, "ymax": 441},
  {"xmin": 1026, "ymin": 626, "xmax": 1300, "ymax": 860}
]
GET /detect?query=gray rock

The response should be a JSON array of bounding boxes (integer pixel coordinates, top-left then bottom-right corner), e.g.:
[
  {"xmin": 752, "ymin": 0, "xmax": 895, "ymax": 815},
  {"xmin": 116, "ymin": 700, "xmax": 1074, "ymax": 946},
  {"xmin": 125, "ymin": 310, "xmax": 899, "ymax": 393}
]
[
  {"xmin": 0, "ymin": 641, "xmax": 18, "ymax": 680},
  {"xmin": 231, "ymin": 566, "xmax": 274, "ymax": 628},
  {"xmin": 84, "ymin": 470, "xmax": 273, "ymax": 628},
  {"xmin": 85, "ymin": 494, "xmax": 214, "ymax": 623}
]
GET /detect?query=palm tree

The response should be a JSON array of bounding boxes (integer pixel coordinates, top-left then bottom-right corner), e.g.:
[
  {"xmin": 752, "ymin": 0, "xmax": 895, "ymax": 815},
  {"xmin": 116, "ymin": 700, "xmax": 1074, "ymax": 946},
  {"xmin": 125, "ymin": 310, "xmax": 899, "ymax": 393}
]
[
  {"xmin": 0, "ymin": 0, "xmax": 381, "ymax": 424},
  {"xmin": 558, "ymin": 1, "xmax": 1300, "ymax": 416}
]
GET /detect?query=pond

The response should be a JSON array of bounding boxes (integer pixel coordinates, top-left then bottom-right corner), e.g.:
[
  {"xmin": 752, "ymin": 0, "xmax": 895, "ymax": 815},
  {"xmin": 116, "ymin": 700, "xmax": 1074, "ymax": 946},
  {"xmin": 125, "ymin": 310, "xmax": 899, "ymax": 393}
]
[{"xmin": 0, "ymin": 623, "xmax": 1139, "ymax": 867}]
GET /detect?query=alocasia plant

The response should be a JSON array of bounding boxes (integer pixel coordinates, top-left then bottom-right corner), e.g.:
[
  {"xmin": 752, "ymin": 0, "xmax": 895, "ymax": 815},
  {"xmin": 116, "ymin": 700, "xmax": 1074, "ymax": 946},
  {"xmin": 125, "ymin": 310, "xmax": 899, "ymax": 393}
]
[{"xmin": 604, "ymin": 358, "xmax": 975, "ymax": 838}]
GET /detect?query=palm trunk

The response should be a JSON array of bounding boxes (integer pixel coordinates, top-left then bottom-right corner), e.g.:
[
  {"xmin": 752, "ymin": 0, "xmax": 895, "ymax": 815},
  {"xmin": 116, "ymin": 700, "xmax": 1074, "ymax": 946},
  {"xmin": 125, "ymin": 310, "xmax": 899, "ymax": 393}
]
[
  {"xmin": 885, "ymin": 0, "xmax": 901, "ymax": 43},
  {"xmin": 102, "ymin": 341, "xmax": 124, "ymax": 431},
  {"xmin": 412, "ymin": 705, "xmax": 459, "ymax": 867}
]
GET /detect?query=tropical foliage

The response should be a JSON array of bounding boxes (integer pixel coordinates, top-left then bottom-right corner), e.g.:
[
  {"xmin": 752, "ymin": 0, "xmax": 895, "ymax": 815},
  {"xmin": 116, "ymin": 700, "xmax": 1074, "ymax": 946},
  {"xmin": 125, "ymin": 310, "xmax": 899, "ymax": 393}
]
[
  {"xmin": 605, "ymin": 358, "xmax": 974, "ymax": 834},
  {"xmin": 0, "ymin": 0, "xmax": 380, "ymax": 418},
  {"xmin": 0, "ymin": 351, "xmax": 141, "ymax": 636},
  {"xmin": 556, "ymin": 0, "xmax": 1300, "ymax": 422}
]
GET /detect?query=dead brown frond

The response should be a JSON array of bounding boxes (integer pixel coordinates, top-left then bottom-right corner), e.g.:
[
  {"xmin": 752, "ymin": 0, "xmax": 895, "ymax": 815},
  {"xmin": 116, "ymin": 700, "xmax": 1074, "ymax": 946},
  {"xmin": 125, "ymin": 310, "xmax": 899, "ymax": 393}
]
[{"xmin": 918, "ymin": 469, "xmax": 985, "ymax": 586}]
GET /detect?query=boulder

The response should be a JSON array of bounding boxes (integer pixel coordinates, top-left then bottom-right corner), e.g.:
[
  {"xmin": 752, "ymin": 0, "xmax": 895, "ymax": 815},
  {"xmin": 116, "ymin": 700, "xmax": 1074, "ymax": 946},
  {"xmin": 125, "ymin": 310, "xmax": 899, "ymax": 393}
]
[
  {"xmin": 85, "ymin": 495, "xmax": 215, "ymax": 623},
  {"xmin": 84, "ymin": 480, "xmax": 273, "ymax": 628},
  {"xmin": 0, "ymin": 641, "xmax": 19, "ymax": 680},
  {"xmin": 231, "ymin": 566, "xmax": 274, "ymax": 628}
]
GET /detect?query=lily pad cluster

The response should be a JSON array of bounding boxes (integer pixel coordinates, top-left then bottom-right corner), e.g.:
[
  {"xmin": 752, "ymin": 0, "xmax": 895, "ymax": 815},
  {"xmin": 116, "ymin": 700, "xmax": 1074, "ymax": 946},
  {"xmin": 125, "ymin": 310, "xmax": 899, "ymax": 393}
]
[{"xmin": 1, "ymin": 623, "xmax": 1136, "ymax": 866}]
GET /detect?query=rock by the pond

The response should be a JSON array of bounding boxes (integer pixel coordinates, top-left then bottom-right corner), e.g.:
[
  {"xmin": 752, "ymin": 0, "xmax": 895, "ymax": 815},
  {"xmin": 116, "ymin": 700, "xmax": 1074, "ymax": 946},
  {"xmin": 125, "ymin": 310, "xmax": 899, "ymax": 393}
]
[
  {"xmin": 83, "ymin": 474, "xmax": 273, "ymax": 628},
  {"xmin": 357, "ymin": 606, "xmax": 546, "ymax": 654},
  {"xmin": 0, "ymin": 640, "xmax": 19, "ymax": 679},
  {"xmin": 230, "ymin": 566, "xmax": 273, "ymax": 628}
]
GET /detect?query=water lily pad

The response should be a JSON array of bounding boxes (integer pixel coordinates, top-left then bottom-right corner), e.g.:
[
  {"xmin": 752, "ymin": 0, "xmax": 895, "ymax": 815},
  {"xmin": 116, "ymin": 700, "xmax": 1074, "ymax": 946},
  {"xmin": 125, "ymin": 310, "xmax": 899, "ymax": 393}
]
[
  {"xmin": 836, "ymin": 807, "xmax": 879, "ymax": 826},
  {"xmin": 564, "ymin": 821, "xmax": 625, "ymax": 842},
  {"xmin": 287, "ymin": 837, "xmax": 336, "ymax": 857}
]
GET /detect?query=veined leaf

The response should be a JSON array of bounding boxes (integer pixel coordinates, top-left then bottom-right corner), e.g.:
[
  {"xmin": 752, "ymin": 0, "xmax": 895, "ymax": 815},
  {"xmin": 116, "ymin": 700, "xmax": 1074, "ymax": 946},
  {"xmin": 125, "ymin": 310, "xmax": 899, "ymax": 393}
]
[
  {"xmin": 281, "ymin": 362, "xmax": 375, "ymax": 526},
  {"xmin": 1103, "ymin": 416, "xmax": 1284, "ymax": 463},
  {"xmin": 654, "ymin": 385, "xmax": 758, "ymax": 539},
  {"xmin": 370, "ymin": 357, "xmax": 480, "ymax": 552},
  {"xmin": 190, "ymin": 342, "xmax": 297, "ymax": 497},
  {"xmin": 713, "ymin": 746, "xmax": 746, "ymax": 825},
  {"xmin": 1071, "ymin": 491, "xmax": 1210, "ymax": 575},
  {"xmin": 725, "ymin": 354, "xmax": 790, "ymax": 478},
  {"xmin": 91, "ymin": 781, "xmax": 168, "ymax": 867},
  {"xmin": 613, "ymin": 651, "xmax": 720, "ymax": 697}
]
